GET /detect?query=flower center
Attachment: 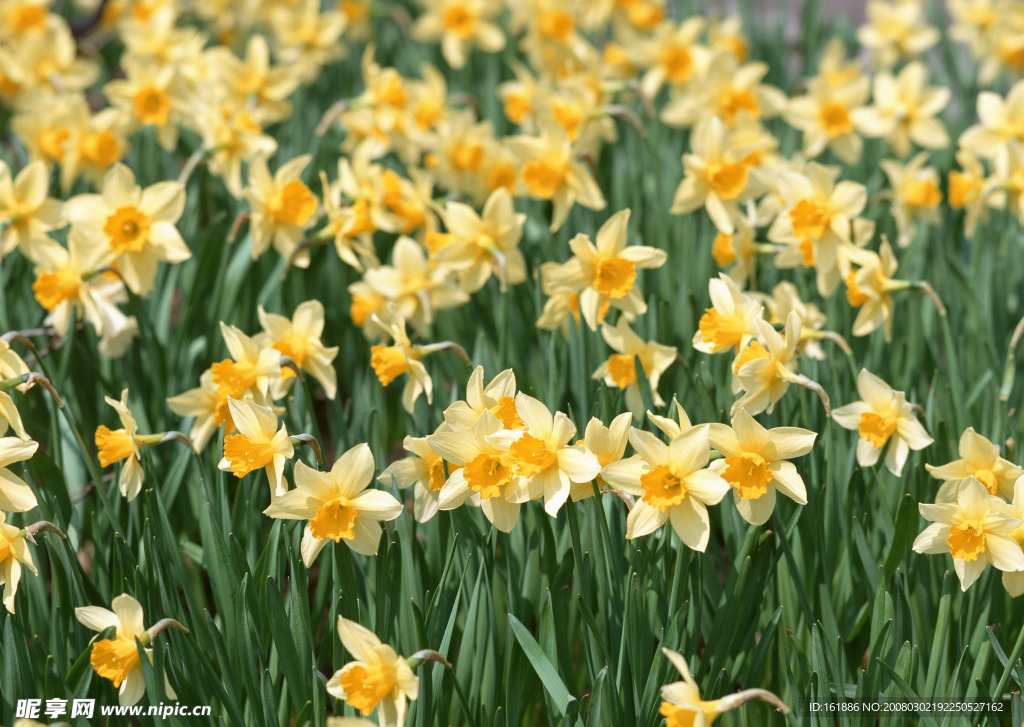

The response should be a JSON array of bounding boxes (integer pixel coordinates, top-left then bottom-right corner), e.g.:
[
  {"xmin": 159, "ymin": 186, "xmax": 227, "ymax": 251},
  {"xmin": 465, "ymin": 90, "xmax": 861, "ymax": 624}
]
[
  {"xmin": 698, "ymin": 308, "xmax": 746, "ymax": 352},
  {"xmin": 211, "ymin": 359, "xmax": 259, "ymax": 398},
  {"xmin": 712, "ymin": 232, "xmax": 736, "ymax": 266},
  {"xmin": 450, "ymin": 141, "xmax": 483, "ymax": 171},
  {"xmin": 104, "ymin": 206, "xmax": 152, "ymax": 254},
  {"xmin": 510, "ymin": 434, "xmax": 558, "ymax": 478},
  {"xmin": 947, "ymin": 522, "xmax": 986, "ymax": 562},
  {"xmin": 428, "ymin": 457, "xmax": 447, "ymax": 491},
  {"xmin": 309, "ymin": 497, "xmax": 359, "ymax": 541},
  {"xmin": 80, "ymin": 130, "xmax": 122, "ymax": 168},
  {"xmin": 522, "ymin": 159, "xmax": 566, "ymax": 199},
  {"xmin": 799, "ymin": 238, "xmax": 816, "ymax": 266},
  {"xmin": 350, "ymin": 293, "xmax": 383, "ymax": 327},
  {"xmin": 223, "ymin": 433, "xmax": 276, "ymax": 477},
  {"xmin": 273, "ymin": 335, "xmax": 309, "ymax": 374},
  {"xmin": 820, "ymin": 102, "xmax": 852, "ymax": 136},
  {"xmin": 442, "ymin": 4, "xmax": 477, "ymax": 38},
  {"xmin": 722, "ymin": 452, "xmax": 771, "ymax": 500},
  {"xmin": 660, "ymin": 702, "xmax": 700, "ymax": 727},
  {"xmin": 734, "ymin": 340, "xmax": 770, "ymax": 370},
  {"xmin": 133, "ymin": 86, "xmax": 171, "ymax": 126},
  {"xmin": 845, "ymin": 271, "xmax": 870, "ymax": 307},
  {"xmin": 95, "ymin": 426, "xmax": 136, "ymax": 467},
  {"xmin": 858, "ymin": 409, "xmax": 897, "ymax": 448},
  {"xmin": 607, "ymin": 353, "xmax": 637, "ymax": 388},
  {"xmin": 660, "ymin": 46, "xmax": 693, "ymax": 84},
  {"xmin": 789, "ymin": 198, "xmax": 832, "ymax": 240},
  {"xmin": 641, "ymin": 464, "xmax": 687, "ymax": 511},
  {"xmin": 8, "ymin": 4, "xmax": 47, "ymax": 32},
  {"xmin": 538, "ymin": 10, "xmax": 574, "ymax": 41},
  {"xmin": 38, "ymin": 127, "xmax": 70, "ymax": 161},
  {"xmin": 593, "ymin": 256, "xmax": 637, "ymax": 299},
  {"xmin": 973, "ymin": 468, "xmax": 998, "ymax": 495},
  {"xmin": 490, "ymin": 395, "xmax": 523, "ymax": 429},
  {"xmin": 463, "ymin": 452, "xmax": 514, "ymax": 499},
  {"xmin": 338, "ymin": 657, "xmax": 398, "ymax": 716},
  {"xmin": 267, "ymin": 180, "xmax": 317, "ymax": 227},
  {"xmin": 707, "ymin": 161, "xmax": 748, "ymax": 200},
  {"xmin": 0, "ymin": 532, "xmax": 11, "ymax": 563},
  {"xmin": 902, "ymin": 179, "xmax": 942, "ymax": 208},
  {"xmin": 371, "ymin": 345, "xmax": 412, "ymax": 386},
  {"xmin": 551, "ymin": 100, "xmax": 583, "ymax": 140},
  {"xmin": 91, "ymin": 637, "xmax": 141, "ymax": 689},
  {"xmin": 32, "ymin": 268, "xmax": 81, "ymax": 311},
  {"xmin": 718, "ymin": 89, "xmax": 760, "ymax": 125},
  {"xmin": 503, "ymin": 92, "xmax": 531, "ymax": 124}
]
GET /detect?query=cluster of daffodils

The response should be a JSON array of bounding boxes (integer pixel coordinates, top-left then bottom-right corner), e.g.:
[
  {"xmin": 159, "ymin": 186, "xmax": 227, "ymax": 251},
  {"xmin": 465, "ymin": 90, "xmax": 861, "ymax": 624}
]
[{"xmin": 382, "ymin": 365, "xmax": 816, "ymax": 545}]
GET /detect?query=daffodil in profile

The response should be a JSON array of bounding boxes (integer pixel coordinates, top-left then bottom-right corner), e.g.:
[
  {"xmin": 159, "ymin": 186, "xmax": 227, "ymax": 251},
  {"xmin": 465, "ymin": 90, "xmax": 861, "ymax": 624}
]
[
  {"xmin": 730, "ymin": 313, "xmax": 804, "ymax": 416},
  {"xmin": 0, "ymin": 436, "xmax": 38, "ymax": 512},
  {"xmin": 67, "ymin": 163, "xmax": 189, "ymax": 295},
  {"xmin": 0, "ymin": 511, "xmax": 36, "ymax": 613},
  {"xmin": 379, "ymin": 428, "xmax": 448, "ymax": 523},
  {"xmin": 832, "ymin": 369, "xmax": 932, "ymax": 476},
  {"xmin": 569, "ymin": 412, "xmax": 632, "ymax": 501},
  {"xmin": 693, "ymin": 274, "xmax": 763, "ymax": 355},
  {"xmin": 218, "ymin": 397, "xmax": 294, "ymax": 498},
  {"xmin": 327, "ymin": 616, "xmax": 418, "ymax": 727},
  {"xmin": 658, "ymin": 647, "xmax": 788, "ymax": 725},
  {"xmin": 927, "ymin": 428, "xmax": 1023, "ymax": 503},
  {"xmin": 75, "ymin": 593, "xmax": 185, "ymax": 706},
  {"xmin": 601, "ymin": 425, "xmax": 729, "ymax": 551},
  {"xmin": 265, "ymin": 444, "xmax": 403, "ymax": 565},
  {"xmin": 913, "ymin": 478, "xmax": 1024, "ymax": 591},
  {"xmin": 95, "ymin": 388, "xmax": 162, "ymax": 502},
  {"xmin": 708, "ymin": 408, "xmax": 815, "ymax": 525},
  {"xmin": 257, "ymin": 300, "xmax": 339, "ymax": 400}
]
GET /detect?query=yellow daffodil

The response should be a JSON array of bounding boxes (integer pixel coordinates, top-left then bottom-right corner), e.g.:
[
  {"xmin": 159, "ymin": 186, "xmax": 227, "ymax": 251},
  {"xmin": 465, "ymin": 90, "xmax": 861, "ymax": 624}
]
[
  {"xmin": 167, "ymin": 369, "xmax": 226, "ymax": 452},
  {"xmin": 75, "ymin": 593, "xmax": 183, "ymax": 706},
  {"xmin": 67, "ymin": 163, "xmax": 189, "ymax": 295},
  {"xmin": 632, "ymin": 18, "xmax": 709, "ymax": 99},
  {"xmin": 410, "ymin": 0, "xmax": 506, "ymax": 69},
  {"xmin": 959, "ymin": 79, "xmax": 1024, "ymax": 159},
  {"xmin": 218, "ymin": 397, "xmax": 294, "ymax": 498},
  {"xmin": 569, "ymin": 412, "xmax": 631, "ymax": 501},
  {"xmin": 659, "ymin": 647, "xmax": 788, "ymax": 725},
  {"xmin": 265, "ymin": 444, "xmax": 403, "ymax": 565},
  {"xmin": 857, "ymin": 0, "xmax": 939, "ymax": 69},
  {"xmin": 913, "ymin": 477, "xmax": 1024, "ymax": 591},
  {"xmin": 927, "ymin": 428, "xmax": 1023, "ymax": 502},
  {"xmin": 0, "ymin": 339, "xmax": 30, "ymax": 384},
  {"xmin": 730, "ymin": 313, "xmax": 803, "ymax": 417},
  {"xmin": 0, "ymin": 159, "xmax": 64, "ymax": 261},
  {"xmin": 843, "ymin": 240, "xmax": 910, "ymax": 342},
  {"xmin": 881, "ymin": 152, "xmax": 943, "ymax": 247},
  {"xmin": 708, "ymin": 408, "xmax": 815, "ymax": 525},
  {"xmin": 95, "ymin": 388, "xmax": 161, "ymax": 502},
  {"xmin": 0, "ymin": 436, "xmax": 38, "ymax": 512},
  {"xmin": 367, "ymin": 306, "xmax": 434, "ymax": 414},
  {"xmin": 212, "ymin": 321, "xmax": 282, "ymax": 401},
  {"xmin": 592, "ymin": 316, "xmax": 677, "ymax": 418},
  {"xmin": 784, "ymin": 53, "xmax": 869, "ymax": 164},
  {"xmin": 103, "ymin": 61, "xmax": 184, "ymax": 150},
  {"xmin": 379, "ymin": 427, "xmax": 449, "ymax": 523},
  {"xmin": 541, "ymin": 209, "xmax": 667, "ymax": 330},
  {"xmin": 0, "ymin": 392, "xmax": 28, "ymax": 440},
  {"xmin": 256, "ymin": 300, "xmax": 339, "ymax": 400},
  {"xmin": 507, "ymin": 393, "xmax": 601, "ymax": 516},
  {"xmin": 648, "ymin": 399, "xmax": 696, "ymax": 441},
  {"xmin": 327, "ymin": 617, "xmax": 419, "ymax": 727},
  {"xmin": 432, "ymin": 188, "xmax": 526, "ymax": 293},
  {"xmin": 693, "ymin": 273, "xmax": 763, "ymax": 355},
  {"xmin": 441, "ymin": 365, "xmax": 521, "ymax": 432},
  {"xmin": 601, "ymin": 425, "xmax": 729, "ymax": 551},
  {"xmin": 851, "ymin": 61, "xmax": 949, "ymax": 157},
  {"xmin": 429, "ymin": 410, "xmax": 527, "ymax": 532},
  {"xmin": 832, "ymin": 369, "xmax": 932, "ymax": 476},
  {"xmin": 999, "ymin": 476, "xmax": 1024, "ymax": 597},
  {"xmin": 245, "ymin": 154, "xmax": 319, "ymax": 268},
  {"xmin": 0, "ymin": 511, "xmax": 36, "ymax": 613},
  {"xmin": 662, "ymin": 52, "xmax": 785, "ymax": 130}
]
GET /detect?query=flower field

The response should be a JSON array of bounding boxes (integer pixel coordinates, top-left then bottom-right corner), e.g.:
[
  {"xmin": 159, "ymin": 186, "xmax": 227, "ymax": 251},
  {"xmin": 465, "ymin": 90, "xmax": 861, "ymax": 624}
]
[{"xmin": 2, "ymin": 0, "xmax": 1024, "ymax": 725}]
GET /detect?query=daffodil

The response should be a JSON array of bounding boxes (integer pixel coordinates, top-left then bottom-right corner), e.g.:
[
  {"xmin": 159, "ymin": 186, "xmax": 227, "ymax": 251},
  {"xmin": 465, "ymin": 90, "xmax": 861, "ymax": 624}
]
[
  {"xmin": 211, "ymin": 321, "xmax": 282, "ymax": 401},
  {"xmin": 730, "ymin": 313, "xmax": 804, "ymax": 417},
  {"xmin": 245, "ymin": 154, "xmax": 319, "ymax": 267},
  {"xmin": 569, "ymin": 412, "xmax": 631, "ymax": 501},
  {"xmin": 632, "ymin": 17, "xmax": 709, "ymax": 99},
  {"xmin": 927, "ymin": 428, "xmax": 1023, "ymax": 502},
  {"xmin": 166, "ymin": 369, "xmax": 225, "ymax": 452},
  {"xmin": 658, "ymin": 647, "xmax": 788, "ymax": 725},
  {"xmin": 881, "ymin": 153, "xmax": 943, "ymax": 247},
  {"xmin": 913, "ymin": 477, "xmax": 1024, "ymax": 591},
  {"xmin": 0, "ymin": 159, "xmax": 64, "ymax": 261},
  {"xmin": 693, "ymin": 273, "xmax": 763, "ymax": 355},
  {"xmin": 432, "ymin": 188, "xmax": 526, "ymax": 293},
  {"xmin": 648, "ymin": 399, "xmax": 696, "ymax": 441},
  {"xmin": 851, "ymin": 62, "xmax": 949, "ymax": 157},
  {"xmin": 0, "ymin": 511, "xmax": 36, "ymax": 613},
  {"xmin": 327, "ymin": 617, "xmax": 419, "ymax": 727},
  {"xmin": 600, "ymin": 425, "xmax": 729, "ymax": 551},
  {"xmin": 265, "ymin": 444, "xmax": 403, "ymax": 565},
  {"xmin": 0, "ymin": 436, "xmax": 38, "ymax": 512},
  {"xmin": 256, "ymin": 300, "xmax": 339, "ymax": 400},
  {"xmin": 75, "ymin": 593, "xmax": 184, "ymax": 705},
  {"xmin": 379, "ymin": 427, "xmax": 448, "ymax": 523},
  {"xmin": 0, "ymin": 392, "xmax": 28, "ymax": 440},
  {"xmin": 410, "ymin": 0, "xmax": 506, "ymax": 69},
  {"xmin": 784, "ymin": 51, "xmax": 869, "ymax": 164},
  {"xmin": 66, "ymin": 163, "xmax": 189, "ymax": 295},
  {"xmin": 843, "ymin": 240, "xmax": 909, "ymax": 341},
  {"xmin": 541, "ymin": 209, "xmax": 667, "ymax": 330},
  {"xmin": 999, "ymin": 476, "xmax": 1024, "ymax": 597},
  {"xmin": 959, "ymin": 79, "xmax": 1024, "ymax": 159},
  {"xmin": 367, "ymin": 306, "xmax": 434, "ymax": 414},
  {"xmin": 429, "ymin": 410, "xmax": 527, "ymax": 532},
  {"xmin": 857, "ymin": 0, "xmax": 939, "ymax": 69},
  {"xmin": 218, "ymin": 397, "xmax": 294, "ymax": 498},
  {"xmin": 506, "ymin": 393, "xmax": 601, "ymax": 516},
  {"xmin": 708, "ymin": 408, "xmax": 815, "ymax": 525},
  {"xmin": 441, "ymin": 366, "xmax": 521, "ymax": 432},
  {"xmin": 95, "ymin": 388, "xmax": 161, "ymax": 502},
  {"xmin": 592, "ymin": 316, "xmax": 677, "ymax": 418},
  {"xmin": 103, "ymin": 61, "xmax": 184, "ymax": 150},
  {"xmin": 832, "ymin": 369, "xmax": 932, "ymax": 476}
]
